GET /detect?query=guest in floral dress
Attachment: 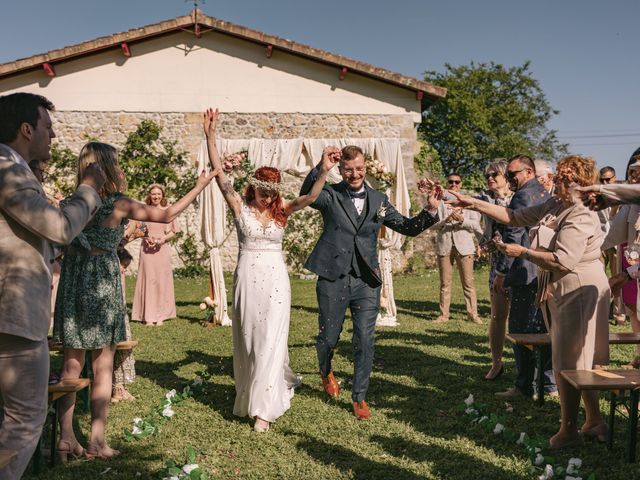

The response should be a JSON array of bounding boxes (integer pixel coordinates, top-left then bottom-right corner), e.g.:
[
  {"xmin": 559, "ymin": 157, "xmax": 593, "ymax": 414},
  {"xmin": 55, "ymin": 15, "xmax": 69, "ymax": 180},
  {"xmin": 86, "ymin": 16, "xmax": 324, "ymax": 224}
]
[{"xmin": 52, "ymin": 142, "xmax": 216, "ymax": 460}]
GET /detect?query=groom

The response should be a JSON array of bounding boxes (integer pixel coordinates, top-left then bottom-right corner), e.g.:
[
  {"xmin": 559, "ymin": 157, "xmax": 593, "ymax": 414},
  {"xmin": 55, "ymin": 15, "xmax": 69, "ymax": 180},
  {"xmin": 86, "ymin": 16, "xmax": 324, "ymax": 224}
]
[{"xmin": 300, "ymin": 145, "xmax": 440, "ymax": 419}]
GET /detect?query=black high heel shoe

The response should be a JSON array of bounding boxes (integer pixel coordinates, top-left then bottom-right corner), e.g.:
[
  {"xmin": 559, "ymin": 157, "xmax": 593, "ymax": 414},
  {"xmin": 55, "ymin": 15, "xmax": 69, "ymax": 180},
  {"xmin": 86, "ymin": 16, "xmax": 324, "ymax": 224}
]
[{"xmin": 484, "ymin": 363, "xmax": 504, "ymax": 381}]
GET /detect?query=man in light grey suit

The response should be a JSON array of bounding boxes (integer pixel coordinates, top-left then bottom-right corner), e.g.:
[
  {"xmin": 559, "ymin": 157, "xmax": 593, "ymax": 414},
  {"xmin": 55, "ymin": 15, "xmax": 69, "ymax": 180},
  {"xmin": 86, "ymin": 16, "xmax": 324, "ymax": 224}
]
[
  {"xmin": 432, "ymin": 173, "xmax": 483, "ymax": 324},
  {"xmin": 300, "ymin": 145, "xmax": 440, "ymax": 420},
  {"xmin": 0, "ymin": 93, "xmax": 104, "ymax": 479}
]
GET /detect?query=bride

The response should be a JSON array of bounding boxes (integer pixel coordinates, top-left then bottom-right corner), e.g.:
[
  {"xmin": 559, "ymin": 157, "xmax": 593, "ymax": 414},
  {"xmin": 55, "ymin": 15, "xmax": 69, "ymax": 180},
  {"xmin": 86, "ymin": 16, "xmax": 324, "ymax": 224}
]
[{"xmin": 203, "ymin": 108, "xmax": 338, "ymax": 432}]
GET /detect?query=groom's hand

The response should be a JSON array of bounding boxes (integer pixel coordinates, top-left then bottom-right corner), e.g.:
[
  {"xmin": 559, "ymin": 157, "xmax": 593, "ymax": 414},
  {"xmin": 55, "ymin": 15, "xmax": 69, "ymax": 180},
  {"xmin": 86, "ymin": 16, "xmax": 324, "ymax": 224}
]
[{"xmin": 320, "ymin": 146, "xmax": 341, "ymax": 173}]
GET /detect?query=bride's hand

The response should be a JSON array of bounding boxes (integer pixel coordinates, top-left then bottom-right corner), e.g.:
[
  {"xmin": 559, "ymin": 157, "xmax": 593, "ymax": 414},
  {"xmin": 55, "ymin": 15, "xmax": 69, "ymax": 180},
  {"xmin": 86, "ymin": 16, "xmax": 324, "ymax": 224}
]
[{"xmin": 203, "ymin": 107, "xmax": 219, "ymax": 139}]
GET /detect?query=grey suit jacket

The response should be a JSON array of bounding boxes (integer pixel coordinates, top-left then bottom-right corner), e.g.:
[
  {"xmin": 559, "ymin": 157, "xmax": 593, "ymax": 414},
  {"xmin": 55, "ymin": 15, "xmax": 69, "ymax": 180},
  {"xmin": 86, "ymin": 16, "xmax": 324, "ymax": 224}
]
[
  {"xmin": 300, "ymin": 169, "xmax": 438, "ymax": 286},
  {"xmin": 432, "ymin": 200, "xmax": 483, "ymax": 256},
  {"xmin": 0, "ymin": 144, "xmax": 102, "ymax": 341}
]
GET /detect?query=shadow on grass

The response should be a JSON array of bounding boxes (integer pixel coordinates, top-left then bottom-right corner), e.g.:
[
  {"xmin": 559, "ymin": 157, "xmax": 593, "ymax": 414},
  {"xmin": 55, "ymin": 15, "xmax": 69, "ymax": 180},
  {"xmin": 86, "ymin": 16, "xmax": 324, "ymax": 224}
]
[{"xmin": 135, "ymin": 350, "xmax": 238, "ymax": 422}]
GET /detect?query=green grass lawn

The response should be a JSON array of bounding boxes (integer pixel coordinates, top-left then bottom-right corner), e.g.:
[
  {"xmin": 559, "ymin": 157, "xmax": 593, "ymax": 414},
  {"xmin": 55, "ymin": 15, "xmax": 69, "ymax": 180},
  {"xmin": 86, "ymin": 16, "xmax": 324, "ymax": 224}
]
[{"xmin": 33, "ymin": 267, "xmax": 640, "ymax": 479}]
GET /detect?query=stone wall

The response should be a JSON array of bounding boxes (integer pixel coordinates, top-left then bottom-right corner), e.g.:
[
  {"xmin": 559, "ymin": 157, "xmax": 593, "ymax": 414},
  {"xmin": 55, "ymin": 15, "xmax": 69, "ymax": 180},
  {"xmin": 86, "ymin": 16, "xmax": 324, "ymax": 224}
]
[{"xmin": 50, "ymin": 110, "xmax": 438, "ymax": 274}]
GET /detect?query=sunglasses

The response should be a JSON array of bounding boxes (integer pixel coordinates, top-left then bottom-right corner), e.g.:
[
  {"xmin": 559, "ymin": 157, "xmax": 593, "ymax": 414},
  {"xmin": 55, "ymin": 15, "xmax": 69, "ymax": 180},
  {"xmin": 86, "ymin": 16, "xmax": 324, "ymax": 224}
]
[
  {"xmin": 448, "ymin": 179, "xmax": 461, "ymax": 185},
  {"xmin": 599, "ymin": 176, "xmax": 614, "ymax": 183},
  {"xmin": 484, "ymin": 172, "xmax": 499, "ymax": 180},
  {"xmin": 506, "ymin": 168, "xmax": 527, "ymax": 180}
]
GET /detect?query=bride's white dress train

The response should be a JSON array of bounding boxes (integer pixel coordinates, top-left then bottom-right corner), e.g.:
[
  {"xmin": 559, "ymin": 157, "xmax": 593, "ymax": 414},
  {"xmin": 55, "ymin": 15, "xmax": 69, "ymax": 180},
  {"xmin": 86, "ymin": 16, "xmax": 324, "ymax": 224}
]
[{"xmin": 232, "ymin": 201, "xmax": 299, "ymax": 422}]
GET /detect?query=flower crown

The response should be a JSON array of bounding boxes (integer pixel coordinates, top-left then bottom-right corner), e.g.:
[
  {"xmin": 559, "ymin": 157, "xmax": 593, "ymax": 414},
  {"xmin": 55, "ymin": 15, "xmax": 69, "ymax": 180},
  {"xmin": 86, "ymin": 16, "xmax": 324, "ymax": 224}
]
[{"xmin": 248, "ymin": 176, "xmax": 283, "ymax": 193}]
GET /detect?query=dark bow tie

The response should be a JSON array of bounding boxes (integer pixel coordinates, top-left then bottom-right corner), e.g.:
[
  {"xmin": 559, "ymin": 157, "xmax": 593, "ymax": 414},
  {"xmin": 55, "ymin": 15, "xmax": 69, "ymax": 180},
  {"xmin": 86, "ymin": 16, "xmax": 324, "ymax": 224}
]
[{"xmin": 348, "ymin": 190, "xmax": 366, "ymax": 200}]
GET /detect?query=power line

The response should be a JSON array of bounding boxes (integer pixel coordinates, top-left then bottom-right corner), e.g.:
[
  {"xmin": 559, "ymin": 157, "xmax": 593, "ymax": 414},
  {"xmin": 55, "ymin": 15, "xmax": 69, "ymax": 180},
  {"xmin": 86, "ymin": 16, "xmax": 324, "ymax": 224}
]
[
  {"xmin": 559, "ymin": 132, "xmax": 640, "ymax": 139},
  {"xmin": 570, "ymin": 141, "xmax": 640, "ymax": 147}
]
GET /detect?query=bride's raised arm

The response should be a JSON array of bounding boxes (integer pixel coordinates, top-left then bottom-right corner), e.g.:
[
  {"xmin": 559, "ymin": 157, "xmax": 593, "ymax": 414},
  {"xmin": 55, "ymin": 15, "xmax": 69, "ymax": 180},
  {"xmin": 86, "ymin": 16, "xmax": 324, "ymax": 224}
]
[
  {"xmin": 203, "ymin": 107, "xmax": 242, "ymax": 218},
  {"xmin": 284, "ymin": 146, "xmax": 340, "ymax": 215}
]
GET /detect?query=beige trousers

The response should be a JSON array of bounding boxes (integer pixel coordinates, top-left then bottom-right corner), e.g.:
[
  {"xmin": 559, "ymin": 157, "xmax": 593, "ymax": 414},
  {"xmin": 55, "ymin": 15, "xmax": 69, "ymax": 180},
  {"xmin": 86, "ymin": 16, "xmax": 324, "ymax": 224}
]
[
  {"xmin": 437, "ymin": 247, "xmax": 479, "ymax": 321},
  {"xmin": 0, "ymin": 334, "xmax": 48, "ymax": 480}
]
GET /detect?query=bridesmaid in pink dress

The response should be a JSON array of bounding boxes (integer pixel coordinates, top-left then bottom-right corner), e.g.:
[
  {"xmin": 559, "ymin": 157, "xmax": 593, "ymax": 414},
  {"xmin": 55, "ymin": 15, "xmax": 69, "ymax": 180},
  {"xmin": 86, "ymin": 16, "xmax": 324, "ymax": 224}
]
[{"xmin": 131, "ymin": 184, "xmax": 180, "ymax": 326}]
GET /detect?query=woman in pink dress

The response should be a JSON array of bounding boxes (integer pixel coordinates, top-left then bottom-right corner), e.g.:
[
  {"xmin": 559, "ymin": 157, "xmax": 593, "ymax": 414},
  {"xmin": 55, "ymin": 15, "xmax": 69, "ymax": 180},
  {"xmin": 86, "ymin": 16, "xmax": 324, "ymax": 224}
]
[{"xmin": 131, "ymin": 184, "xmax": 180, "ymax": 326}]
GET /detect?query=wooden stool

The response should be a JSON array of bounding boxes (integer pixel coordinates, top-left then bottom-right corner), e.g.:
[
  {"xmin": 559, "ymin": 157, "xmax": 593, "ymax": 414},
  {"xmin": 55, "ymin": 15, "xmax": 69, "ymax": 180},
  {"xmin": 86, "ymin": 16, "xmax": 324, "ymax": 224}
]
[
  {"xmin": 506, "ymin": 333, "xmax": 640, "ymax": 405},
  {"xmin": 48, "ymin": 340, "xmax": 138, "ymax": 412},
  {"xmin": 561, "ymin": 369, "xmax": 640, "ymax": 462},
  {"xmin": 47, "ymin": 379, "xmax": 90, "ymax": 467}
]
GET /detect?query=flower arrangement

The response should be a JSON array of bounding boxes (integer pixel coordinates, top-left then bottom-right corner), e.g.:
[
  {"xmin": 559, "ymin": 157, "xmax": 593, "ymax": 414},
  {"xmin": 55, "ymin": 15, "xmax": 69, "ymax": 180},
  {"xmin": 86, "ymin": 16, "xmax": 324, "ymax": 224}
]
[
  {"xmin": 364, "ymin": 153, "xmax": 395, "ymax": 191},
  {"xmin": 222, "ymin": 149, "xmax": 254, "ymax": 193},
  {"xmin": 461, "ymin": 394, "xmax": 595, "ymax": 480},
  {"xmin": 199, "ymin": 296, "xmax": 218, "ymax": 328},
  {"xmin": 125, "ymin": 375, "xmax": 206, "ymax": 441},
  {"xmin": 160, "ymin": 446, "xmax": 209, "ymax": 480}
]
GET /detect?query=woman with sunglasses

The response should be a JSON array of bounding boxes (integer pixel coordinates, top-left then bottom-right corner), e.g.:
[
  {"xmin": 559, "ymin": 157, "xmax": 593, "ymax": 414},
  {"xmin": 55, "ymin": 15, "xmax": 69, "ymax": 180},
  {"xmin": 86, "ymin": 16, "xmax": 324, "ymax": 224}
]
[
  {"xmin": 450, "ymin": 155, "xmax": 610, "ymax": 449},
  {"xmin": 477, "ymin": 160, "xmax": 512, "ymax": 380}
]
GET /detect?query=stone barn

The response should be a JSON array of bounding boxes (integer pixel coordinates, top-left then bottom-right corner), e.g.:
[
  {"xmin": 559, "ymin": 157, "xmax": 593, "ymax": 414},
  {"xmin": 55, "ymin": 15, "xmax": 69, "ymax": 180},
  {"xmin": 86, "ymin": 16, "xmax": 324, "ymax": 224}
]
[{"xmin": 0, "ymin": 9, "xmax": 446, "ymax": 274}]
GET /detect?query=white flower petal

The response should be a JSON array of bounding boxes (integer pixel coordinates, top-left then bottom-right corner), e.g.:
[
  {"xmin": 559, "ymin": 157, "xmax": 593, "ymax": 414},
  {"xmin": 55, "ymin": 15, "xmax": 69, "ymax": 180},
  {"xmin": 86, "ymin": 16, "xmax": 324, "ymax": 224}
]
[
  {"xmin": 516, "ymin": 432, "xmax": 526, "ymax": 445},
  {"xmin": 534, "ymin": 453, "xmax": 545, "ymax": 466},
  {"xmin": 182, "ymin": 464, "xmax": 199, "ymax": 474},
  {"xmin": 493, "ymin": 423, "xmax": 504, "ymax": 434},
  {"xmin": 568, "ymin": 458, "xmax": 582, "ymax": 468},
  {"xmin": 464, "ymin": 394, "xmax": 474, "ymax": 406}
]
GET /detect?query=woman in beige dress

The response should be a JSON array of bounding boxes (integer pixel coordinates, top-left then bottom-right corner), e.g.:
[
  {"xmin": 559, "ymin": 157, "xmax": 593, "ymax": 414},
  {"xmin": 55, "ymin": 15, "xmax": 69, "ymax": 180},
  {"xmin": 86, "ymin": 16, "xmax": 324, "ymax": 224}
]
[
  {"xmin": 131, "ymin": 184, "xmax": 180, "ymax": 326},
  {"xmin": 450, "ymin": 155, "xmax": 610, "ymax": 448}
]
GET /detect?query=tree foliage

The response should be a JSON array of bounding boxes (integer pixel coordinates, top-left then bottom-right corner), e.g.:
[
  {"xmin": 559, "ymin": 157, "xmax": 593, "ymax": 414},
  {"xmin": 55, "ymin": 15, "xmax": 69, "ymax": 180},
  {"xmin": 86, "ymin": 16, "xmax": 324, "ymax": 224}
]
[
  {"xmin": 119, "ymin": 119, "xmax": 197, "ymax": 200},
  {"xmin": 420, "ymin": 61, "xmax": 567, "ymax": 186}
]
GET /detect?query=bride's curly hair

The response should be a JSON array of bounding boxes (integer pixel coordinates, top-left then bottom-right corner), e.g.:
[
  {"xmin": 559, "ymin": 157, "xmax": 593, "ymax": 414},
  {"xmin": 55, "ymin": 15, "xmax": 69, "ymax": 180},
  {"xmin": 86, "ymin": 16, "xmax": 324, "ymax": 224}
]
[{"xmin": 245, "ymin": 166, "xmax": 287, "ymax": 227}]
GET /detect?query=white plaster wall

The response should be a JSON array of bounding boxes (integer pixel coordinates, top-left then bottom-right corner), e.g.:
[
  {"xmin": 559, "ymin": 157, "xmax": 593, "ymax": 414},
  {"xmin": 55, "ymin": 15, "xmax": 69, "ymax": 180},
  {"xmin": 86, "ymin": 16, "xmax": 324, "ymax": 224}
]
[{"xmin": 0, "ymin": 31, "xmax": 421, "ymax": 122}]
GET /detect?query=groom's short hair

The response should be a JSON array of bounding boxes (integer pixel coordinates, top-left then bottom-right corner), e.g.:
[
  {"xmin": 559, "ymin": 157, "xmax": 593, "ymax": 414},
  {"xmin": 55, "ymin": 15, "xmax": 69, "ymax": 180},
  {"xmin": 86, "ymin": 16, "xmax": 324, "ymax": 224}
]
[{"xmin": 341, "ymin": 145, "xmax": 364, "ymax": 162}]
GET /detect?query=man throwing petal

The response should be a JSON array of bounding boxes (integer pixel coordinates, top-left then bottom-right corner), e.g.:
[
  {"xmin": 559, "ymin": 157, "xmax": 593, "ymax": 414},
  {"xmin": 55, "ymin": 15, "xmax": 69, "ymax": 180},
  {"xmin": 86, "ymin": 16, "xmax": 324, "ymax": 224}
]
[{"xmin": 300, "ymin": 145, "xmax": 440, "ymax": 419}]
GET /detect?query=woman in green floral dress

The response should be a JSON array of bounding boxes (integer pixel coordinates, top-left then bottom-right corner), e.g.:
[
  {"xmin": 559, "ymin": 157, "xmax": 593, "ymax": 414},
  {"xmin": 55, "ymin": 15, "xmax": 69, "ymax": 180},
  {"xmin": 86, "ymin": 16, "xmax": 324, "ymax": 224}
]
[{"xmin": 52, "ymin": 142, "xmax": 217, "ymax": 461}]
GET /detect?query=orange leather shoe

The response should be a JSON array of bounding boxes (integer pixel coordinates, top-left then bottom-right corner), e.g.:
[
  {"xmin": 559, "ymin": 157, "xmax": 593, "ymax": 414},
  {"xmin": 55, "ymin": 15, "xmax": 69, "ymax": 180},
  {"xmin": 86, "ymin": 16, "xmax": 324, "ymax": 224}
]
[
  {"xmin": 321, "ymin": 371, "xmax": 340, "ymax": 398},
  {"xmin": 353, "ymin": 400, "xmax": 371, "ymax": 420}
]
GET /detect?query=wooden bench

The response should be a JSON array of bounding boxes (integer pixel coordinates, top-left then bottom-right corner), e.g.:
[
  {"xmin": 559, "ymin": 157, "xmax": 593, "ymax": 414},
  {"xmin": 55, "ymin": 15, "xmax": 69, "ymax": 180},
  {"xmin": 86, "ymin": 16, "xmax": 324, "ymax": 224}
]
[
  {"xmin": 48, "ymin": 339, "xmax": 138, "ymax": 411},
  {"xmin": 0, "ymin": 450, "xmax": 17, "ymax": 469},
  {"xmin": 48, "ymin": 339, "xmax": 138, "ymax": 352},
  {"xmin": 561, "ymin": 369, "xmax": 640, "ymax": 462},
  {"xmin": 505, "ymin": 332, "xmax": 640, "ymax": 405}
]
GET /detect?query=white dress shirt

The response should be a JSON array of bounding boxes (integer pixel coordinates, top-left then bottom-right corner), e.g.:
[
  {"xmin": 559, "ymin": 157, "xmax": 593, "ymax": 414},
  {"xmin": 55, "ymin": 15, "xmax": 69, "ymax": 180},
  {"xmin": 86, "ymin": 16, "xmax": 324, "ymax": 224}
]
[{"xmin": 350, "ymin": 187, "xmax": 366, "ymax": 215}]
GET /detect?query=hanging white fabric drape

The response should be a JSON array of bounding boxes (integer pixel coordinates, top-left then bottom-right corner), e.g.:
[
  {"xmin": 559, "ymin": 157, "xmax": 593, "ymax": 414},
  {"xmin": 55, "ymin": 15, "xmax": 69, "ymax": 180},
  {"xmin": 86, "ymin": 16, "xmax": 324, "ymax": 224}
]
[
  {"xmin": 196, "ymin": 139, "xmax": 231, "ymax": 325},
  {"xmin": 373, "ymin": 139, "xmax": 409, "ymax": 327}
]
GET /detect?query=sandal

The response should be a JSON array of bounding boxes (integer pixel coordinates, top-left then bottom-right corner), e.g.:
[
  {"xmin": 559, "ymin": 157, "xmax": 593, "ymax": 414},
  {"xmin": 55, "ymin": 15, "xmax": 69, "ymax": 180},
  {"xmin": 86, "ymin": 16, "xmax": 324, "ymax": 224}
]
[
  {"xmin": 111, "ymin": 383, "xmax": 135, "ymax": 403},
  {"xmin": 56, "ymin": 439, "xmax": 84, "ymax": 463},
  {"xmin": 86, "ymin": 441, "xmax": 120, "ymax": 459}
]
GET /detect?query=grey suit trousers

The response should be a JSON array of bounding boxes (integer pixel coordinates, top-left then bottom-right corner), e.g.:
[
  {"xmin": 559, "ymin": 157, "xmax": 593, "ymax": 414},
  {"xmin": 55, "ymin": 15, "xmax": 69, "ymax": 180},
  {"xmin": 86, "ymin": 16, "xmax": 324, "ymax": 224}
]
[
  {"xmin": 316, "ymin": 274, "xmax": 380, "ymax": 402},
  {"xmin": 0, "ymin": 334, "xmax": 49, "ymax": 480}
]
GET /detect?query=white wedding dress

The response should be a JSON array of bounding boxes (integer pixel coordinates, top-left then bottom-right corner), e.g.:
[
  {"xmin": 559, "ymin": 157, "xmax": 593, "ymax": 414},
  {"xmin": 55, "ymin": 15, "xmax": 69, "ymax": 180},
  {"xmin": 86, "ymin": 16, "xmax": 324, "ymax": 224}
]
[{"xmin": 232, "ymin": 201, "xmax": 299, "ymax": 422}]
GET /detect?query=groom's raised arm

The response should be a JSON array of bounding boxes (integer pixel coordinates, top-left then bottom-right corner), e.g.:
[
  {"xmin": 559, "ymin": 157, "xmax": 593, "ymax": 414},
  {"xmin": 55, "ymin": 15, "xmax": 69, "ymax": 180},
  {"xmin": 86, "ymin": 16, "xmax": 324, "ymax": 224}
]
[
  {"xmin": 382, "ymin": 199, "xmax": 439, "ymax": 237},
  {"xmin": 300, "ymin": 165, "xmax": 332, "ymax": 209}
]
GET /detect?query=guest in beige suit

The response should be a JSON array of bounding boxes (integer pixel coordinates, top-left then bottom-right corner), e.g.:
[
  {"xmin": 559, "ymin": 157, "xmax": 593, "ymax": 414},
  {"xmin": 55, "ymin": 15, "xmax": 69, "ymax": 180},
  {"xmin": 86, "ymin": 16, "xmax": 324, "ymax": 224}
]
[
  {"xmin": 432, "ymin": 173, "xmax": 483, "ymax": 324},
  {"xmin": 450, "ymin": 155, "xmax": 610, "ymax": 449},
  {"xmin": 0, "ymin": 93, "xmax": 104, "ymax": 480}
]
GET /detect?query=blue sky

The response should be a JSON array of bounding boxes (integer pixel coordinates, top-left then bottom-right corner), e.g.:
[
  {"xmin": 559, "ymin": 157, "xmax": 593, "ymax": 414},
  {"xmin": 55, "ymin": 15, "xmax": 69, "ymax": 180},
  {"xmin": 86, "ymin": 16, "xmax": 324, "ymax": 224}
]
[{"xmin": 1, "ymin": 0, "xmax": 638, "ymax": 176}]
